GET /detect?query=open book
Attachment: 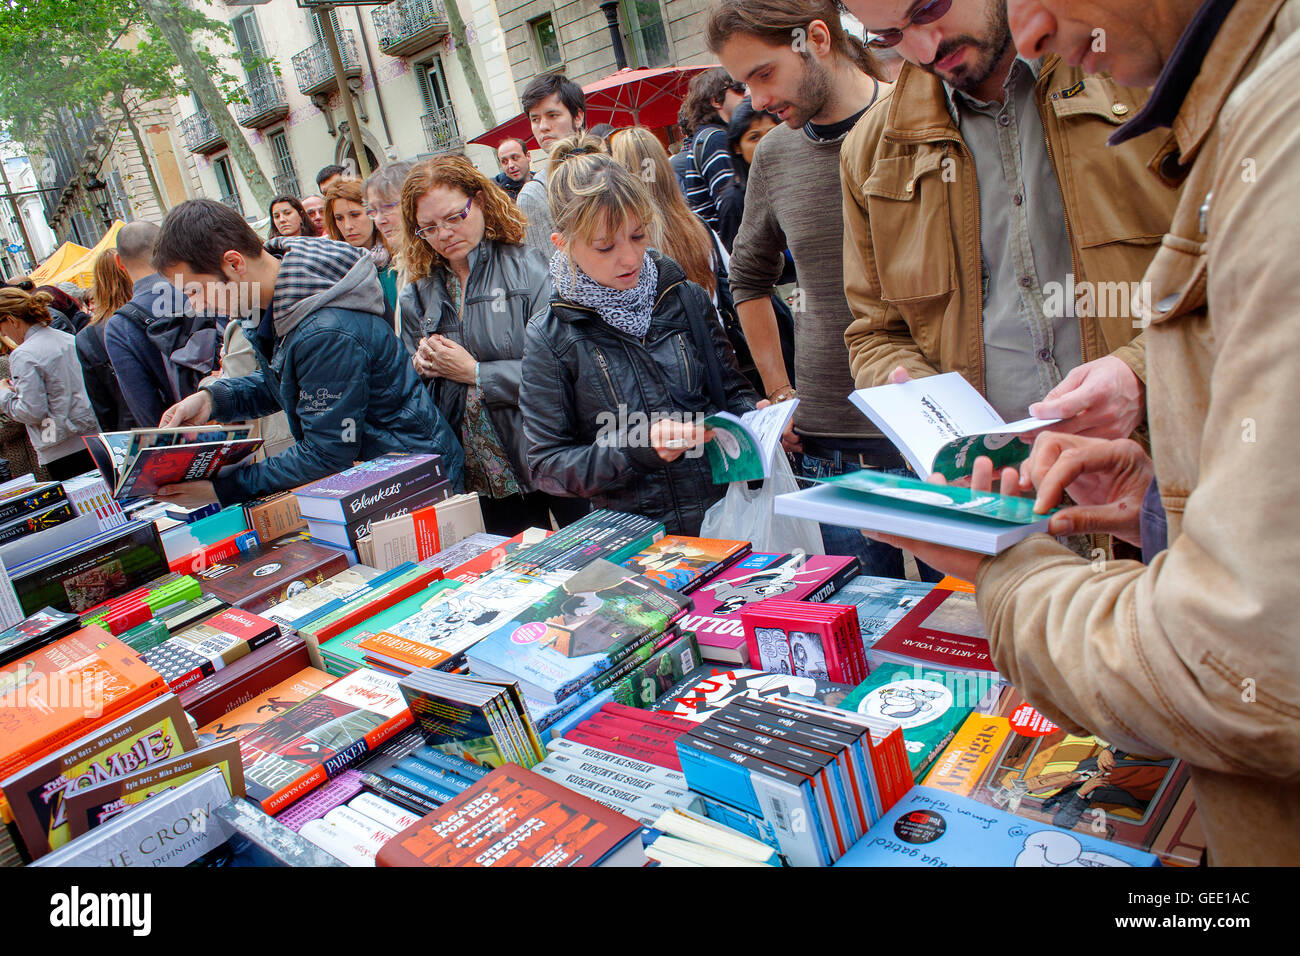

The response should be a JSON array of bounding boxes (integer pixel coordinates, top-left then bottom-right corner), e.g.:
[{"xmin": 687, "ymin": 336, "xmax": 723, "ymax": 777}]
[
  {"xmin": 849, "ymin": 373, "xmax": 1059, "ymax": 480},
  {"xmin": 703, "ymin": 399, "xmax": 798, "ymax": 483},
  {"xmin": 774, "ymin": 469, "xmax": 1057, "ymax": 554},
  {"xmin": 84, "ymin": 426, "xmax": 263, "ymax": 499}
]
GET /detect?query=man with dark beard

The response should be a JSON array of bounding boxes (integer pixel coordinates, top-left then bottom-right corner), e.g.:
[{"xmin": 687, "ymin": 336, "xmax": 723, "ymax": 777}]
[
  {"xmin": 839, "ymin": 0, "xmax": 1180, "ymax": 447},
  {"xmin": 708, "ymin": 0, "xmax": 928, "ymax": 579}
]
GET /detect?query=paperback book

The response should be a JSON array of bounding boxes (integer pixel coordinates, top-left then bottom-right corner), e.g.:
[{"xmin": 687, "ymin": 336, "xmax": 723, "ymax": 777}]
[
  {"xmin": 620, "ymin": 535, "xmax": 751, "ymax": 594},
  {"xmin": 83, "ymin": 425, "xmax": 262, "ymax": 499},
  {"xmin": 703, "ymin": 400, "xmax": 799, "ymax": 483},
  {"xmin": 465, "ymin": 559, "xmax": 691, "ymax": 705}
]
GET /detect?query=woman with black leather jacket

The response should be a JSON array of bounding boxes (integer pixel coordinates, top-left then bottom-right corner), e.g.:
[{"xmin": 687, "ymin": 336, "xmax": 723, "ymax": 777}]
[
  {"xmin": 398, "ymin": 155, "xmax": 585, "ymax": 535},
  {"xmin": 519, "ymin": 136, "xmax": 763, "ymax": 536}
]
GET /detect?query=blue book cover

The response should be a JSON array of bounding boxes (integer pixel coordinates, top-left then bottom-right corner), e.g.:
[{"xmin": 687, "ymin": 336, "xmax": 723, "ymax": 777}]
[
  {"xmin": 834, "ymin": 785, "xmax": 1162, "ymax": 867},
  {"xmin": 466, "ymin": 560, "xmax": 689, "ymax": 704}
]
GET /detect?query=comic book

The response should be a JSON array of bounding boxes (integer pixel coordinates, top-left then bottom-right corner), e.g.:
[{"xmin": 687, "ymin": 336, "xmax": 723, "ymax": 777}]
[
  {"xmin": 620, "ymin": 535, "xmax": 751, "ymax": 593},
  {"xmin": 83, "ymin": 426, "xmax": 262, "ymax": 500}
]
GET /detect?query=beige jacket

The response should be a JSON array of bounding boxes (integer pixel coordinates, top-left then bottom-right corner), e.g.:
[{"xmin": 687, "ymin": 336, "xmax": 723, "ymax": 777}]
[
  {"xmin": 976, "ymin": 0, "xmax": 1300, "ymax": 865},
  {"xmin": 841, "ymin": 58, "xmax": 1181, "ymax": 392}
]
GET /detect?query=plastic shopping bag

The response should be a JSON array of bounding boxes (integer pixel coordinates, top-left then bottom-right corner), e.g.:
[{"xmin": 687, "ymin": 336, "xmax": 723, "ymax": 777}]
[{"xmin": 700, "ymin": 449, "xmax": 824, "ymax": 554}]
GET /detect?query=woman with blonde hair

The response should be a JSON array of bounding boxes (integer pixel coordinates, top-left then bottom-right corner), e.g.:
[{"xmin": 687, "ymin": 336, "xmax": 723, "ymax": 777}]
[
  {"xmin": 0, "ymin": 286, "xmax": 99, "ymax": 478},
  {"xmin": 75, "ymin": 249, "xmax": 138, "ymax": 431},
  {"xmin": 519, "ymin": 135, "xmax": 761, "ymax": 536},
  {"xmin": 325, "ymin": 178, "xmax": 397, "ymax": 316},
  {"xmin": 608, "ymin": 126, "xmax": 717, "ymax": 298},
  {"xmin": 398, "ymin": 154, "xmax": 575, "ymax": 534}
]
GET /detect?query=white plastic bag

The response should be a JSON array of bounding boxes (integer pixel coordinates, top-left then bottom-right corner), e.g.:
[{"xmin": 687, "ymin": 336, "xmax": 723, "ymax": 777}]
[{"xmin": 700, "ymin": 449, "xmax": 824, "ymax": 554}]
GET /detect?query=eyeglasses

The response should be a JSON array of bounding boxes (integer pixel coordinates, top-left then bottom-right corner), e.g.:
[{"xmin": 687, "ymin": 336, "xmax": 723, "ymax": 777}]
[
  {"xmin": 865, "ymin": 0, "xmax": 953, "ymax": 48},
  {"xmin": 364, "ymin": 200, "xmax": 400, "ymax": 219},
  {"xmin": 414, "ymin": 196, "xmax": 474, "ymax": 240}
]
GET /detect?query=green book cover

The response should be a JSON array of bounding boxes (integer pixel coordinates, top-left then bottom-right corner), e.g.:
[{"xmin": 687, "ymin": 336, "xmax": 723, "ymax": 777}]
[
  {"xmin": 821, "ymin": 468, "xmax": 1055, "ymax": 524},
  {"xmin": 840, "ymin": 666, "xmax": 996, "ymax": 776}
]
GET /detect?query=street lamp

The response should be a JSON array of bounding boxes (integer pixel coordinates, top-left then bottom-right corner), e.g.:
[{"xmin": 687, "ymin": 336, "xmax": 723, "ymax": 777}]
[{"xmin": 84, "ymin": 175, "xmax": 113, "ymax": 230}]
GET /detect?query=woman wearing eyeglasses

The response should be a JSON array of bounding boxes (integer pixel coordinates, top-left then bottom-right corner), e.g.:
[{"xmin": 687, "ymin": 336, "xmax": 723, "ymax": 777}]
[
  {"xmin": 362, "ymin": 162, "xmax": 415, "ymax": 338},
  {"xmin": 398, "ymin": 155, "xmax": 579, "ymax": 535},
  {"xmin": 325, "ymin": 179, "xmax": 398, "ymax": 319}
]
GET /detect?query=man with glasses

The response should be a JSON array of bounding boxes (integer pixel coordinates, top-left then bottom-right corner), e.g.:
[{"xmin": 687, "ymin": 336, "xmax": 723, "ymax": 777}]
[{"xmin": 840, "ymin": 0, "xmax": 1180, "ymax": 455}]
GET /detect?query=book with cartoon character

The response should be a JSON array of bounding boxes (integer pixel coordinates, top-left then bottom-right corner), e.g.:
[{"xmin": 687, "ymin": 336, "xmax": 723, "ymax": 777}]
[
  {"xmin": 465, "ymin": 560, "xmax": 691, "ymax": 705},
  {"xmin": 681, "ymin": 551, "xmax": 860, "ymax": 665},
  {"xmin": 840, "ymin": 666, "xmax": 997, "ymax": 777},
  {"xmin": 620, "ymin": 535, "xmax": 751, "ymax": 594},
  {"xmin": 834, "ymin": 785, "xmax": 1160, "ymax": 867},
  {"xmin": 959, "ymin": 690, "xmax": 1201, "ymax": 866}
]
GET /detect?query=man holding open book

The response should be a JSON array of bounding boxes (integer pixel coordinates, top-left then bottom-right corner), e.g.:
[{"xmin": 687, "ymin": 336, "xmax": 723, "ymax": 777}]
[{"xmin": 863, "ymin": 0, "xmax": 1300, "ymax": 866}]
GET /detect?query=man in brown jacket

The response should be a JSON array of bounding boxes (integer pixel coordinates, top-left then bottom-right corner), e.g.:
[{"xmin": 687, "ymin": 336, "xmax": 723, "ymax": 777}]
[
  {"xmin": 866, "ymin": 0, "xmax": 1300, "ymax": 865},
  {"xmin": 840, "ymin": 0, "xmax": 1180, "ymax": 438}
]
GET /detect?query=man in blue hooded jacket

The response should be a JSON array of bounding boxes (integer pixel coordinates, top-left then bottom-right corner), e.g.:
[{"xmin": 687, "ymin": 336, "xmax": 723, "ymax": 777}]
[{"xmin": 150, "ymin": 198, "xmax": 464, "ymax": 508}]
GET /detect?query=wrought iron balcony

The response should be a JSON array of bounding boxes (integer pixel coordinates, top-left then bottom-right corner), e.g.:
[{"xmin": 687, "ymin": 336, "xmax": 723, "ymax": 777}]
[
  {"xmin": 292, "ymin": 30, "xmax": 362, "ymax": 98},
  {"xmin": 272, "ymin": 172, "xmax": 302, "ymax": 198},
  {"xmin": 179, "ymin": 109, "xmax": 226, "ymax": 154},
  {"xmin": 234, "ymin": 73, "xmax": 290, "ymax": 129},
  {"xmin": 421, "ymin": 107, "xmax": 463, "ymax": 155},
  {"xmin": 218, "ymin": 191, "xmax": 244, "ymax": 217},
  {"xmin": 371, "ymin": 0, "xmax": 449, "ymax": 57}
]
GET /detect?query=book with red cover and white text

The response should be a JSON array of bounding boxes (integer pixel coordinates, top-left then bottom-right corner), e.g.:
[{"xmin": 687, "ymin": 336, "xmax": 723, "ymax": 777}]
[{"xmin": 866, "ymin": 587, "xmax": 998, "ymax": 676}]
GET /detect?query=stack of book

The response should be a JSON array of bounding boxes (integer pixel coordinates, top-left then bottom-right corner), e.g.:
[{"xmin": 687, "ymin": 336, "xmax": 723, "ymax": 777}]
[
  {"xmin": 681, "ymin": 551, "xmax": 861, "ymax": 665},
  {"xmin": 242, "ymin": 492, "xmax": 306, "ymax": 545},
  {"xmin": 294, "ymin": 452, "xmax": 450, "ymax": 560},
  {"xmin": 675, "ymin": 695, "xmax": 910, "ymax": 866},
  {"xmin": 295, "ymin": 791, "xmax": 429, "ymax": 867},
  {"xmin": 655, "ymin": 664, "xmax": 857, "ymax": 722},
  {"xmin": 643, "ymin": 806, "xmax": 782, "ymax": 867},
  {"xmin": 562, "ymin": 699, "xmax": 693, "ymax": 772},
  {"xmin": 196, "ymin": 665, "xmax": 336, "ymax": 743},
  {"xmin": 740, "ymin": 598, "xmax": 867, "ymax": 685},
  {"xmin": 178, "ymin": 632, "xmax": 316, "ymax": 727},
  {"xmin": 140, "ymin": 607, "xmax": 281, "ymax": 692},
  {"xmin": 398, "ymin": 669, "xmax": 545, "ymax": 770},
  {"xmin": 0, "ymin": 472, "xmax": 127, "ymax": 575},
  {"xmin": 236, "ymin": 668, "xmax": 414, "ymax": 813},
  {"xmin": 494, "ymin": 509, "xmax": 665, "ymax": 579},
  {"xmin": 79, "ymin": 572, "xmax": 202, "ymax": 635},
  {"xmin": 535, "ymin": 705, "xmax": 702, "ymax": 824},
  {"xmin": 352, "ymin": 727, "xmax": 488, "ymax": 818},
  {"xmin": 0, "ymin": 606, "xmax": 80, "ymax": 667},
  {"xmin": 354, "ymin": 491, "xmax": 485, "ymax": 570}
]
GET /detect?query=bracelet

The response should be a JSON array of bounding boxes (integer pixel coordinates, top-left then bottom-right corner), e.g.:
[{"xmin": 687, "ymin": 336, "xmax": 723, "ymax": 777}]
[{"xmin": 767, "ymin": 386, "xmax": 797, "ymax": 403}]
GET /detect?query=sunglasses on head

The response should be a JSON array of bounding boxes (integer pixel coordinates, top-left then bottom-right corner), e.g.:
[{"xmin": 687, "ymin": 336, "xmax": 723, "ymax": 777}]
[{"xmin": 865, "ymin": 0, "xmax": 953, "ymax": 48}]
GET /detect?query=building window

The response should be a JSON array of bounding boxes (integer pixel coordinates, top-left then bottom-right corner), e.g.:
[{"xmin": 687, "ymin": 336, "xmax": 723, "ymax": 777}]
[
  {"xmin": 621, "ymin": 0, "xmax": 670, "ymax": 67},
  {"xmin": 108, "ymin": 170, "xmax": 133, "ymax": 222},
  {"xmin": 213, "ymin": 155, "xmax": 244, "ymax": 216},
  {"xmin": 268, "ymin": 130, "xmax": 301, "ymax": 197},
  {"xmin": 531, "ymin": 14, "xmax": 563, "ymax": 71}
]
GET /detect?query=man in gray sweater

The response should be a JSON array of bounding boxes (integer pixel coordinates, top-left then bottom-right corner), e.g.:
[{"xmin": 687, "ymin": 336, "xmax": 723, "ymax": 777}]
[
  {"xmin": 708, "ymin": 0, "xmax": 934, "ymax": 578},
  {"xmin": 515, "ymin": 74, "xmax": 586, "ymax": 261}
]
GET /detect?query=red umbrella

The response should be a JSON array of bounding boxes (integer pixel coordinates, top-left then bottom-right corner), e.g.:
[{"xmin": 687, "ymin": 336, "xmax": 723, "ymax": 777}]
[{"xmin": 469, "ymin": 65, "xmax": 717, "ymax": 149}]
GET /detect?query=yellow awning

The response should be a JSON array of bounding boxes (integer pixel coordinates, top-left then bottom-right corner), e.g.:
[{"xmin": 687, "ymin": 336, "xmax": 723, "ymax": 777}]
[
  {"xmin": 27, "ymin": 241, "xmax": 91, "ymax": 284},
  {"xmin": 42, "ymin": 220, "xmax": 126, "ymax": 290}
]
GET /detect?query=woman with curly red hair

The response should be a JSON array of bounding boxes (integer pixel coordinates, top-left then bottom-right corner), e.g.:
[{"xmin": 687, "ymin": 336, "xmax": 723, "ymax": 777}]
[{"xmin": 398, "ymin": 155, "xmax": 582, "ymax": 534}]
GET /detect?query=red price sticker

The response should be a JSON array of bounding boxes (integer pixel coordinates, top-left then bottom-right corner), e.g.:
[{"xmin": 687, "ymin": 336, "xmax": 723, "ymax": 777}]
[{"xmin": 1009, "ymin": 702, "xmax": 1058, "ymax": 737}]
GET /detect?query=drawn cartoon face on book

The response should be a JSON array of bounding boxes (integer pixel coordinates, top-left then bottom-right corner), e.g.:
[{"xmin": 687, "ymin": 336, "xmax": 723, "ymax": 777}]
[
  {"xmin": 1015, "ymin": 829, "xmax": 1132, "ymax": 868},
  {"xmin": 700, "ymin": 552, "xmax": 812, "ymax": 615},
  {"xmin": 859, "ymin": 678, "xmax": 953, "ymax": 729}
]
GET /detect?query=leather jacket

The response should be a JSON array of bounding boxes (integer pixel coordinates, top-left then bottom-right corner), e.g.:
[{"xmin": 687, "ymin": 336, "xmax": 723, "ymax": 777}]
[
  {"xmin": 520, "ymin": 251, "xmax": 759, "ymax": 535},
  {"xmin": 398, "ymin": 239, "xmax": 551, "ymax": 493}
]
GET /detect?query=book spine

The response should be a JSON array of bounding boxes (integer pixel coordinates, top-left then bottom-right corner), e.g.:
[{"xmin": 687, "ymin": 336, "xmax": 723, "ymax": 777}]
[
  {"xmin": 0, "ymin": 502, "xmax": 78, "ymax": 545},
  {"xmin": 361, "ymin": 773, "xmax": 442, "ymax": 815}
]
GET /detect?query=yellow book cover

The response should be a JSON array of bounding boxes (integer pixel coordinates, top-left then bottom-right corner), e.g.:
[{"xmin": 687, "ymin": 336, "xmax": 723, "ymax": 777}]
[{"xmin": 921, "ymin": 713, "xmax": 1012, "ymax": 796}]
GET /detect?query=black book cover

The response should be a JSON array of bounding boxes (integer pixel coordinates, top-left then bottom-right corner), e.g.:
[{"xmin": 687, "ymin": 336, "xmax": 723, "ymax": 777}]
[
  {"xmin": 0, "ymin": 502, "xmax": 78, "ymax": 546},
  {"xmin": 11, "ymin": 521, "xmax": 168, "ymax": 616},
  {"xmin": 295, "ymin": 453, "xmax": 446, "ymax": 523},
  {"xmin": 0, "ymin": 482, "xmax": 67, "ymax": 526}
]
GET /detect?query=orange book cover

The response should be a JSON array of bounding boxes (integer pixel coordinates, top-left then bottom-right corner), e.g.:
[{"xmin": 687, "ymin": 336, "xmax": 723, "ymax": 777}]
[
  {"xmin": 921, "ymin": 713, "xmax": 1014, "ymax": 796},
  {"xmin": 196, "ymin": 666, "xmax": 336, "ymax": 743},
  {"xmin": 935, "ymin": 575, "xmax": 975, "ymax": 593},
  {"xmin": 357, "ymin": 631, "xmax": 452, "ymax": 670},
  {"xmin": 0, "ymin": 627, "xmax": 167, "ymax": 790}
]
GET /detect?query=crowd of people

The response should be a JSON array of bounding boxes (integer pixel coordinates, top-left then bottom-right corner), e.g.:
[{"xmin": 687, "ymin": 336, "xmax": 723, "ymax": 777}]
[{"xmin": 0, "ymin": 0, "xmax": 1295, "ymax": 865}]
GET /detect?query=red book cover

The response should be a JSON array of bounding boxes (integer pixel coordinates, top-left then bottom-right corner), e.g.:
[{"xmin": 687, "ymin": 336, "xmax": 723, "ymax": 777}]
[
  {"xmin": 683, "ymin": 552, "xmax": 860, "ymax": 658},
  {"xmin": 565, "ymin": 728, "xmax": 682, "ymax": 771},
  {"xmin": 867, "ymin": 587, "xmax": 997, "ymax": 674},
  {"xmin": 599, "ymin": 701, "xmax": 696, "ymax": 734},
  {"xmin": 445, "ymin": 530, "xmax": 551, "ymax": 583},
  {"xmin": 200, "ymin": 607, "xmax": 280, "ymax": 649},
  {"xmin": 117, "ymin": 440, "xmax": 263, "ymax": 499},
  {"xmin": 376, "ymin": 764, "xmax": 640, "ymax": 867},
  {"xmin": 582, "ymin": 713, "xmax": 684, "ymax": 748},
  {"xmin": 179, "ymin": 635, "xmax": 313, "ymax": 727}
]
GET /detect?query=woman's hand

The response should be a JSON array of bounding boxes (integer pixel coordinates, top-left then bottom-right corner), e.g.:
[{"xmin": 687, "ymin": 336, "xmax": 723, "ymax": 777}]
[
  {"xmin": 649, "ymin": 419, "xmax": 714, "ymax": 463},
  {"xmin": 422, "ymin": 334, "xmax": 478, "ymax": 385}
]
